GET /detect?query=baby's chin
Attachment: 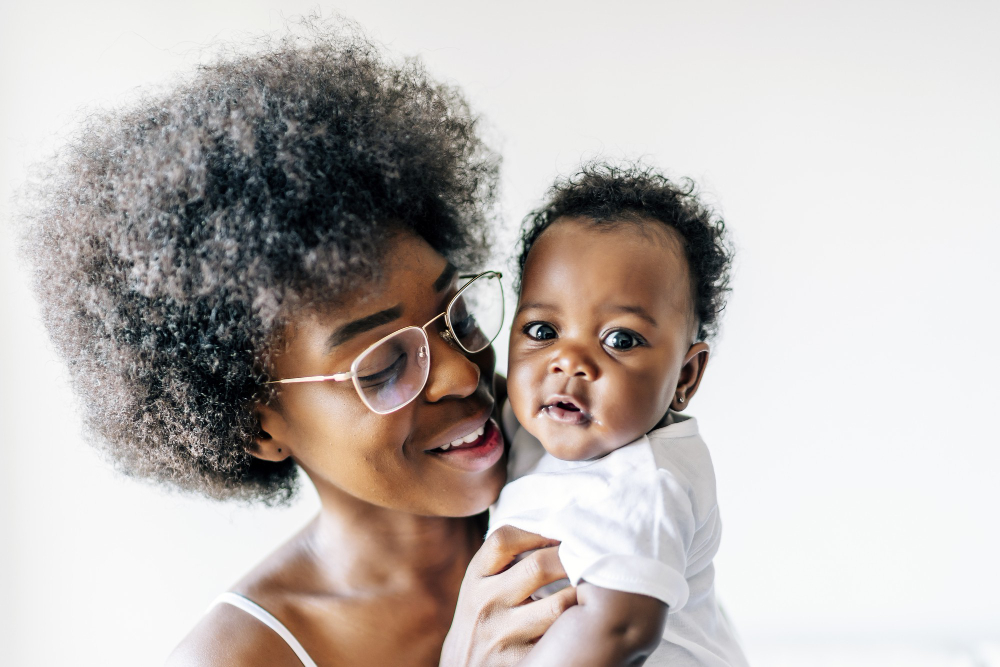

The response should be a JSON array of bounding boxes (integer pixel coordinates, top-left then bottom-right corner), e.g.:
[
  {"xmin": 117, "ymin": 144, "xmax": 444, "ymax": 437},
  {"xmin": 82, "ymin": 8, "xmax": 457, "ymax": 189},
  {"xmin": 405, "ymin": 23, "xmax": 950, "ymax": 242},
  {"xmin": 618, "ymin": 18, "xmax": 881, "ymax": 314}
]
[{"xmin": 529, "ymin": 420, "xmax": 637, "ymax": 462}]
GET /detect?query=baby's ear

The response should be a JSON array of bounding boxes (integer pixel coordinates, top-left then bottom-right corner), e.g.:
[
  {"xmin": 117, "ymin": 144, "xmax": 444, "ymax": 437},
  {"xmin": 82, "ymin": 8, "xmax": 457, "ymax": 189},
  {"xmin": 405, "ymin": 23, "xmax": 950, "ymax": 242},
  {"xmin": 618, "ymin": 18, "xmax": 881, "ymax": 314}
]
[
  {"xmin": 671, "ymin": 342, "xmax": 710, "ymax": 411},
  {"xmin": 250, "ymin": 401, "xmax": 292, "ymax": 462}
]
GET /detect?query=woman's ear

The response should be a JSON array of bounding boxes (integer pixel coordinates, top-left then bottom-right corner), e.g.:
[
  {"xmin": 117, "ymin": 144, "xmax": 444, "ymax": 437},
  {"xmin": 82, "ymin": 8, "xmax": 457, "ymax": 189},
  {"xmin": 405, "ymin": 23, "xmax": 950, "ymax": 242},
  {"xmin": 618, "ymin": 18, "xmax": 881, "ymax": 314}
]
[
  {"xmin": 670, "ymin": 342, "xmax": 710, "ymax": 411},
  {"xmin": 250, "ymin": 401, "xmax": 292, "ymax": 462}
]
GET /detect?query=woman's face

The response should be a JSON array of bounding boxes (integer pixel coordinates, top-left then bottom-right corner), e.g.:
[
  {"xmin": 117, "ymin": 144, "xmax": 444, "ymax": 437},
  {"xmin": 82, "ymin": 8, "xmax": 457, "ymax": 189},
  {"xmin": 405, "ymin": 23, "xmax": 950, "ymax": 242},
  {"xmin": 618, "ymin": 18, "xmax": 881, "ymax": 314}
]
[{"xmin": 259, "ymin": 232, "xmax": 507, "ymax": 517}]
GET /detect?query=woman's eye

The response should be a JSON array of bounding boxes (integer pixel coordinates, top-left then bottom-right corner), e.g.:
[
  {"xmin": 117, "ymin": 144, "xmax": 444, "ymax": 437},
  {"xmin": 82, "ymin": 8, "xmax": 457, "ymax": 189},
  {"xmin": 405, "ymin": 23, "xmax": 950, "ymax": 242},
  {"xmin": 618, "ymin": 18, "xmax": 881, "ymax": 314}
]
[
  {"xmin": 357, "ymin": 352, "xmax": 407, "ymax": 388},
  {"xmin": 451, "ymin": 313, "xmax": 479, "ymax": 338},
  {"xmin": 450, "ymin": 297, "xmax": 485, "ymax": 340},
  {"xmin": 524, "ymin": 323, "xmax": 557, "ymax": 341},
  {"xmin": 602, "ymin": 330, "xmax": 642, "ymax": 350}
]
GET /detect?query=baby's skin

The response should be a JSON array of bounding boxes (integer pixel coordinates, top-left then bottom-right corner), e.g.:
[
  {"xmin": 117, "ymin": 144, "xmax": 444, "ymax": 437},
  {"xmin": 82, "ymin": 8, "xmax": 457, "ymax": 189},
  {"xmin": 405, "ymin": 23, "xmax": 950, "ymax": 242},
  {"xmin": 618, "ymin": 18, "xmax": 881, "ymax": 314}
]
[{"xmin": 507, "ymin": 215, "xmax": 711, "ymax": 666}]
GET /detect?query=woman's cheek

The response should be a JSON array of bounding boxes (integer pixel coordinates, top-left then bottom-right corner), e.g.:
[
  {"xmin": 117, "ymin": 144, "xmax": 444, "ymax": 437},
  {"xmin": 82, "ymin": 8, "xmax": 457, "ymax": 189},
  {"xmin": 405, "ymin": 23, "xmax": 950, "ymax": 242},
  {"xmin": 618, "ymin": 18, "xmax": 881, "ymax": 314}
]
[{"xmin": 470, "ymin": 344, "xmax": 498, "ymax": 382}]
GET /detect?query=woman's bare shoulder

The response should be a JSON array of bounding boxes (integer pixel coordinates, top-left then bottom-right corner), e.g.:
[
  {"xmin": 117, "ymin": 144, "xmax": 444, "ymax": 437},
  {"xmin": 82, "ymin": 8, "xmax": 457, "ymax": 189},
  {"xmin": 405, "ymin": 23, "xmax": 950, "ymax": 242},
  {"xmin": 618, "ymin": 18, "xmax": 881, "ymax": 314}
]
[{"xmin": 164, "ymin": 602, "xmax": 302, "ymax": 667}]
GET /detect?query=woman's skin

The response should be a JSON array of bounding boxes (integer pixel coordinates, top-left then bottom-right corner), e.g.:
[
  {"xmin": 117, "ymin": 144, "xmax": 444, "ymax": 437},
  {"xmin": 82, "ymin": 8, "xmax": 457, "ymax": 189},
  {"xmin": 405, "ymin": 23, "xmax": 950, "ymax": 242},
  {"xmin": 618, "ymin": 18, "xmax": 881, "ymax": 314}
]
[{"xmin": 167, "ymin": 231, "xmax": 577, "ymax": 667}]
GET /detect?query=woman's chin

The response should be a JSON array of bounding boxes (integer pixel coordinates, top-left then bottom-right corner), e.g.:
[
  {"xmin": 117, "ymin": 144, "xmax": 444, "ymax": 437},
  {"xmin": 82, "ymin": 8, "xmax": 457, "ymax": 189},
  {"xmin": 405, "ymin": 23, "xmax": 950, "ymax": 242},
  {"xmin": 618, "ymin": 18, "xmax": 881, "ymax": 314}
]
[{"xmin": 435, "ymin": 461, "xmax": 507, "ymax": 518}]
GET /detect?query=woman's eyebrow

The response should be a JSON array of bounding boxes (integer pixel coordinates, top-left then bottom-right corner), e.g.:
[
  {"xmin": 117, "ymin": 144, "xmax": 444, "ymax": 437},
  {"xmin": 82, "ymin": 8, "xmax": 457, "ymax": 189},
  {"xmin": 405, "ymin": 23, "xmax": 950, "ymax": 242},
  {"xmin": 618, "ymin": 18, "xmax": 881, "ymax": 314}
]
[
  {"xmin": 326, "ymin": 264, "xmax": 453, "ymax": 351},
  {"xmin": 327, "ymin": 305, "xmax": 403, "ymax": 350},
  {"xmin": 433, "ymin": 263, "xmax": 458, "ymax": 292}
]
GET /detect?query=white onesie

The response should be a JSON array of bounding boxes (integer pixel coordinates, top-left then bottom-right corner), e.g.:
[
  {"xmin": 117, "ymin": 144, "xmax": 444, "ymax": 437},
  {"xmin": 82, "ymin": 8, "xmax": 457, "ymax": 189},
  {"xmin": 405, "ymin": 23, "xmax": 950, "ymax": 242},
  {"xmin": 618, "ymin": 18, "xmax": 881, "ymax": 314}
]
[{"xmin": 489, "ymin": 404, "xmax": 749, "ymax": 667}]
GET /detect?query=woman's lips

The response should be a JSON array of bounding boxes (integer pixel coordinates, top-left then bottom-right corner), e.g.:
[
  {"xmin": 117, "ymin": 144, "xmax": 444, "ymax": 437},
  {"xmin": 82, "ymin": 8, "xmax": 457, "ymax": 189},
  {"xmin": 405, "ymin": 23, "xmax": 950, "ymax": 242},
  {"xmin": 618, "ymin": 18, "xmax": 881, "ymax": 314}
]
[{"xmin": 428, "ymin": 419, "xmax": 503, "ymax": 472}]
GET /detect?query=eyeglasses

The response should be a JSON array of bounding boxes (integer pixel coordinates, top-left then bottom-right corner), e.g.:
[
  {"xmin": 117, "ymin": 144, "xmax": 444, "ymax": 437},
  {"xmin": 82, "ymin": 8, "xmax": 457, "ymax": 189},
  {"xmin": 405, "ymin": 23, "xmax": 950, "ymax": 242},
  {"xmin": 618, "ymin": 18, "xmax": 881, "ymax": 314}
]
[{"xmin": 267, "ymin": 271, "xmax": 504, "ymax": 414}]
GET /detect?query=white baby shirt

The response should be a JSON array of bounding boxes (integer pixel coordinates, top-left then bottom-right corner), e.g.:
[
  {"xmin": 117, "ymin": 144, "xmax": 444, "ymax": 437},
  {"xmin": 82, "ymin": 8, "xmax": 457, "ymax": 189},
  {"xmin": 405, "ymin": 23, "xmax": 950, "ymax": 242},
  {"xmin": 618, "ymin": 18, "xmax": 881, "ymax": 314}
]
[{"xmin": 489, "ymin": 405, "xmax": 748, "ymax": 667}]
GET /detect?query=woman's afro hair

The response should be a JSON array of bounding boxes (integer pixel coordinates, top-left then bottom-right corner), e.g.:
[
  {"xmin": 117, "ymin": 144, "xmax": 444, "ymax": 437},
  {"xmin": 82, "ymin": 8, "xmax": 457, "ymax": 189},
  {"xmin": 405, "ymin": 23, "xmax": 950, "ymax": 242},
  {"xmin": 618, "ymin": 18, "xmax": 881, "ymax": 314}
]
[
  {"xmin": 19, "ymin": 23, "xmax": 499, "ymax": 504},
  {"xmin": 518, "ymin": 162, "xmax": 732, "ymax": 341}
]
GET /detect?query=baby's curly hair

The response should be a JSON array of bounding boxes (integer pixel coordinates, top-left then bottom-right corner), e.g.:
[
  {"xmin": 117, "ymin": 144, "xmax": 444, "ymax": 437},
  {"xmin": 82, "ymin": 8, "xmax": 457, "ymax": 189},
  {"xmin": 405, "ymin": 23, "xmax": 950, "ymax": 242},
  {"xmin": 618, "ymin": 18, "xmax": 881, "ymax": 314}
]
[
  {"xmin": 19, "ymin": 24, "xmax": 499, "ymax": 504},
  {"xmin": 518, "ymin": 162, "xmax": 732, "ymax": 341}
]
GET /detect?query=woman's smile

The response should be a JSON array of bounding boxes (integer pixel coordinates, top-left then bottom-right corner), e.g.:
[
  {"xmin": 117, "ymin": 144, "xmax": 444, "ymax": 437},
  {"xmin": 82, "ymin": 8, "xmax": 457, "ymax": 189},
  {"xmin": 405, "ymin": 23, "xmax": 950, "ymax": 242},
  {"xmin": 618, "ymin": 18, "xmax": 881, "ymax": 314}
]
[{"xmin": 427, "ymin": 418, "xmax": 504, "ymax": 472}]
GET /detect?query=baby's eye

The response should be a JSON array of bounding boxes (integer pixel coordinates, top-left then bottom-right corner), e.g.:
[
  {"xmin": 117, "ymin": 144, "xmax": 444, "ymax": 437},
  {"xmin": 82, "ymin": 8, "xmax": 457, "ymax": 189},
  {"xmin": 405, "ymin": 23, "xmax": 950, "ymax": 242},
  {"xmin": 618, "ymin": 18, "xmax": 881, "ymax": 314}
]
[
  {"xmin": 602, "ymin": 330, "xmax": 643, "ymax": 350},
  {"xmin": 524, "ymin": 322, "xmax": 557, "ymax": 341}
]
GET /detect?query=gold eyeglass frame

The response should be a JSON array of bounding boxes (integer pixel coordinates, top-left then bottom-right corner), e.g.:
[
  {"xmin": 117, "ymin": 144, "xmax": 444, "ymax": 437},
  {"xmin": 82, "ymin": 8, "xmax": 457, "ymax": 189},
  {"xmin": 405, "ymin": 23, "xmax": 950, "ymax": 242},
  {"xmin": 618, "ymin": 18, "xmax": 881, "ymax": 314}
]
[{"xmin": 265, "ymin": 271, "xmax": 503, "ymax": 414}]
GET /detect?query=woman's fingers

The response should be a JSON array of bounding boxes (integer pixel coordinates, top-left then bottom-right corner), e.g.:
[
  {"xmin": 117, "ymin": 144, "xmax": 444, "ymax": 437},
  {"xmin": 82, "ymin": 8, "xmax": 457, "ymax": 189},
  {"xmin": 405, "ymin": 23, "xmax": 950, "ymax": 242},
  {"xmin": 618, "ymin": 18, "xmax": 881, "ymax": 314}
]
[
  {"xmin": 472, "ymin": 525, "xmax": 559, "ymax": 577},
  {"xmin": 500, "ymin": 546, "xmax": 569, "ymax": 605},
  {"xmin": 441, "ymin": 528, "xmax": 576, "ymax": 666},
  {"xmin": 510, "ymin": 585, "xmax": 579, "ymax": 640}
]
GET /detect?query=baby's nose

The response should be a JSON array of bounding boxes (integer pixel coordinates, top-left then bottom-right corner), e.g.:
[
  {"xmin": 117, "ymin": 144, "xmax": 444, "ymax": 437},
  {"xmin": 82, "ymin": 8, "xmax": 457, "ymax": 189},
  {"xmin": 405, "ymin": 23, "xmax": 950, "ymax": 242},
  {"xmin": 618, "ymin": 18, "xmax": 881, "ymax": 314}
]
[{"xmin": 547, "ymin": 343, "xmax": 599, "ymax": 380}]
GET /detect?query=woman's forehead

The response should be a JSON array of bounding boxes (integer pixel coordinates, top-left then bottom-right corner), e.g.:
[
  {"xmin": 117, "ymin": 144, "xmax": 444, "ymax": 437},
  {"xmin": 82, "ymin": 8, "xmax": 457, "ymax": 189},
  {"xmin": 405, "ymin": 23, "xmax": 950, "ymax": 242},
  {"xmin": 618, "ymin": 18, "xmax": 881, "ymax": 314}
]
[
  {"xmin": 279, "ymin": 233, "xmax": 452, "ymax": 351},
  {"xmin": 340, "ymin": 233, "xmax": 451, "ymax": 315}
]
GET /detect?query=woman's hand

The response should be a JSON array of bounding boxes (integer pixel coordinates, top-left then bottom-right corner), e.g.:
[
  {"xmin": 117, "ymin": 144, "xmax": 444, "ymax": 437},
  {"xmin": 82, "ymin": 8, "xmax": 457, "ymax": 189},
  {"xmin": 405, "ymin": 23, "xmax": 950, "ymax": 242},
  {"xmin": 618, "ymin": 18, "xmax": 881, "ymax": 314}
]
[{"xmin": 440, "ymin": 526, "xmax": 578, "ymax": 667}]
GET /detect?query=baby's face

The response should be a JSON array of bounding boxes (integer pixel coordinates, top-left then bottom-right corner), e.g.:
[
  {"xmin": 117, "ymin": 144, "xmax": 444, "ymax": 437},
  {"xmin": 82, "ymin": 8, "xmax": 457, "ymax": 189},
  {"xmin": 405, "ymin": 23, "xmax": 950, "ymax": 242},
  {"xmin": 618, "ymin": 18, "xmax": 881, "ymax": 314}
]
[{"xmin": 508, "ymin": 216, "xmax": 706, "ymax": 461}]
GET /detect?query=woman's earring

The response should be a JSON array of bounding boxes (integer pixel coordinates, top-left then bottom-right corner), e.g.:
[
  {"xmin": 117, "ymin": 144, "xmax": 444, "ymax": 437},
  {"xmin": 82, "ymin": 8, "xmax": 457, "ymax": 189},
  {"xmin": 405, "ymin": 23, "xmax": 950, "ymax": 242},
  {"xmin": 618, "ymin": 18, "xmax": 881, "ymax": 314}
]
[{"xmin": 677, "ymin": 395, "xmax": 685, "ymax": 403}]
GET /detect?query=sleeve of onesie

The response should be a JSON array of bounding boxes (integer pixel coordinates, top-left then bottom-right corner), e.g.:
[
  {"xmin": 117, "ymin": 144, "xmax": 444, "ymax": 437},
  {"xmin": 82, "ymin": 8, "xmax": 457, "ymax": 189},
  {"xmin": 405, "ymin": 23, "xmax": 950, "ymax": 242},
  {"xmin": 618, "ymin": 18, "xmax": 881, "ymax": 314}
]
[{"xmin": 489, "ymin": 430, "xmax": 698, "ymax": 611}]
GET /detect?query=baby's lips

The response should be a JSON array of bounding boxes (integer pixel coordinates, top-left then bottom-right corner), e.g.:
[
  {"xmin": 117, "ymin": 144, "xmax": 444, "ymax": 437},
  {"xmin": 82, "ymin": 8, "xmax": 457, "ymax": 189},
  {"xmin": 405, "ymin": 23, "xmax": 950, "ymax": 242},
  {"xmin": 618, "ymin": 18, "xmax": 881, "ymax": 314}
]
[
  {"xmin": 541, "ymin": 392, "xmax": 591, "ymax": 415},
  {"xmin": 540, "ymin": 403, "xmax": 593, "ymax": 425}
]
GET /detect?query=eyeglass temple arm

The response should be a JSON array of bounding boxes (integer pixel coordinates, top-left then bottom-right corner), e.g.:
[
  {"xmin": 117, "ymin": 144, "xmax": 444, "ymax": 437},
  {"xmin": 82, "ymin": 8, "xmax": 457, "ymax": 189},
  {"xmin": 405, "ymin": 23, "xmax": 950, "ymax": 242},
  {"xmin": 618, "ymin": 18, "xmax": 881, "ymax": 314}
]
[
  {"xmin": 267, "ymin": 371, "xmax": 354, "ymax": 385},
  {"xmin": 268, "ymin": 317, "xmax": 445, "ymax": 386}
]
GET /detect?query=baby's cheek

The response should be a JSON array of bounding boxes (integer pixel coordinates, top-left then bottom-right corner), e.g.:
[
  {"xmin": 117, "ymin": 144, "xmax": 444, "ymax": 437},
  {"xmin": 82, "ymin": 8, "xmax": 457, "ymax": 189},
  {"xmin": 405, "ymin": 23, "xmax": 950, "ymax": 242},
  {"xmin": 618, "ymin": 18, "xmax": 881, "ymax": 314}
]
[
  {"xmin": 505, "ymin": 358, "xmax": 537, "ymax": 426},
  {"xmin": 608, "ymin": 388, "xmax": 665, "ymax": 442}
]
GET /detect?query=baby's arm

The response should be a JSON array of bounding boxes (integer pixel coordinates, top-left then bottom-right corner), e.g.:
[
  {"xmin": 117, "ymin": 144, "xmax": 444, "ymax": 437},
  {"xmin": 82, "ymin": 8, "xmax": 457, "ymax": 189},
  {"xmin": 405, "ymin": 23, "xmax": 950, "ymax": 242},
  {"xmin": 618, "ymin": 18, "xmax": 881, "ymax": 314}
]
[{"xmin": 520, "ymin": 582, "xmax": 668, "ymax": 667}]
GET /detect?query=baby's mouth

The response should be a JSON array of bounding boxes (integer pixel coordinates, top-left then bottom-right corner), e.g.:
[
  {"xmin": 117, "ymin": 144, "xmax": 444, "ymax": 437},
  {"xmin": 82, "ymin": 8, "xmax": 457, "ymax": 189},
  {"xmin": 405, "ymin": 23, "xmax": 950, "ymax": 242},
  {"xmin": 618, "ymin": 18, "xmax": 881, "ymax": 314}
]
[{"xmin": 540, "ymin": 397, "xmax": 593, "ymax": 425}]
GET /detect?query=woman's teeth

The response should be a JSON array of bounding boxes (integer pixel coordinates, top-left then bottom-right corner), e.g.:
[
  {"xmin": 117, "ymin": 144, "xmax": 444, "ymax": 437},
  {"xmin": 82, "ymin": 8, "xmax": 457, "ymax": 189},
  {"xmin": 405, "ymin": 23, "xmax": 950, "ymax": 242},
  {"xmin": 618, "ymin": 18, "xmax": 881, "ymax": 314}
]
[{"xmin": 438, "ymin": 425, "xmax": 485, "ymax": 451}]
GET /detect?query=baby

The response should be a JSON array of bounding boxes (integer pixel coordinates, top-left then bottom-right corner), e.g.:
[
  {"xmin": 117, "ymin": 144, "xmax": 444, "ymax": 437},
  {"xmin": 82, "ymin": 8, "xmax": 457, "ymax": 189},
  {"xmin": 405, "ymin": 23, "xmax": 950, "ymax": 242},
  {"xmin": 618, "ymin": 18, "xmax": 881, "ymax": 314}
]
[{"xmin": 490, "ymin": 164, "xmax": 749, "ymax": 666}]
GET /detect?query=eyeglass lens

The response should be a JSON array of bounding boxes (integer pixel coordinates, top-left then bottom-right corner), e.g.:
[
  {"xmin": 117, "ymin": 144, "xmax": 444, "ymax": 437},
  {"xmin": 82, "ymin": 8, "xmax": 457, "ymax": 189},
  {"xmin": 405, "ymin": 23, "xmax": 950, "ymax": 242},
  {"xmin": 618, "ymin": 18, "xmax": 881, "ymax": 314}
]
[
  {"xmin": 352, "ymin": 272, "xmax": 504, "ymax": 413},
  {"xmin": 352, "ymin": 327, "xmax": 430, "ymax": 414},
  {"xmin": 448, "ymin": 272, "xmax": 504, "ymax": 354}
]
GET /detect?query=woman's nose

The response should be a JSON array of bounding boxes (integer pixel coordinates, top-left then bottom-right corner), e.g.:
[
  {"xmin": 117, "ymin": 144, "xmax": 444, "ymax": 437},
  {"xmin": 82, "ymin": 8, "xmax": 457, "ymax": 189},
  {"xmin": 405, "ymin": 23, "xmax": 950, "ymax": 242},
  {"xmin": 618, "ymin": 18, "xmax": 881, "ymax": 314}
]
[
  {"xmin": 547, "ymin": 342, "xmax": 599, "ymax": 381},
  {"xmin": 422, "ymin": 330, "xmax": 482, "ymax": 402}
]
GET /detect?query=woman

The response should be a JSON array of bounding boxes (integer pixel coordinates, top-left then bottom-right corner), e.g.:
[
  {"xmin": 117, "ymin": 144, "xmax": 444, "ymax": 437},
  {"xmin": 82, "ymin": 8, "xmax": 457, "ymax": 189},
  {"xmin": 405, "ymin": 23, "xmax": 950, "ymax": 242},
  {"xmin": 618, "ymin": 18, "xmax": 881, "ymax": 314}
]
[{"xmin": 21, "ymin": 26, "xmax": 575, "ymax": 666}]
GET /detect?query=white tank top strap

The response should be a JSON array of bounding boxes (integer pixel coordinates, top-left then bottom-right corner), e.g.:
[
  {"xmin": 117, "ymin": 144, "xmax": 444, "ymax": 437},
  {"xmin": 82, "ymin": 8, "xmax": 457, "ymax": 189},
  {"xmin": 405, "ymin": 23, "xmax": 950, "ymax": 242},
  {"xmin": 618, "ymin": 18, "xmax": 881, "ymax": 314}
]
[{"xmin": 209, "ymin": 592, "xmax": 319, "ymax": 667}]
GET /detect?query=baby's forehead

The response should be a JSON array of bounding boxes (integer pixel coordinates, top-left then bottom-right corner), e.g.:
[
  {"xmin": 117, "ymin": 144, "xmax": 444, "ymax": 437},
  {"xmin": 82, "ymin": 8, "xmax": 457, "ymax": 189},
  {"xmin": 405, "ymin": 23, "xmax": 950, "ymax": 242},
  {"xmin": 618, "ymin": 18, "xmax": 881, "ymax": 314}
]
[
  {"xmin": 534, "ymin": 215, "xmax": 689, "ymax": 271},
  {"xmin": 596, "ymin": 215, "xmax": 685, "ymax": 252},
  {"xmin": 523, "ymin": 216, "xmax": 694, "ymax": 315}
]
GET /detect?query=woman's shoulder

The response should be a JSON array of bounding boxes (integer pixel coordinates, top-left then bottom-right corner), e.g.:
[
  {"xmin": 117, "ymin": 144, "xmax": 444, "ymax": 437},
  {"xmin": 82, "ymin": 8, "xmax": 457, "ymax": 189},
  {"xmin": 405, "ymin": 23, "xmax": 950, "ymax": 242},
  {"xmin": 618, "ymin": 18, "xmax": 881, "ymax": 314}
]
[
  {"xmin": 166, "ymin": 530, "xmax": 322, "ymax": 667},
  {"xmin": 164, "ymin": 598, "xmax": 304, "ymax": 667}
]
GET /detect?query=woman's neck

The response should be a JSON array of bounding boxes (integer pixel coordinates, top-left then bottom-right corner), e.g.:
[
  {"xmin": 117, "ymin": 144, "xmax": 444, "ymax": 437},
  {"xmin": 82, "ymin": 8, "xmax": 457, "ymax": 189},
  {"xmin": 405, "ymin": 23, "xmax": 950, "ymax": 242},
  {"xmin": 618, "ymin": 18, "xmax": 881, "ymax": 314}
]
[
  {"xmin": 232, "ymin": 480, "xmax": 485, "ymax": 666},
  {"xmin": 303, "ymin": 484, "xmax": 484, "ymax": 598}
]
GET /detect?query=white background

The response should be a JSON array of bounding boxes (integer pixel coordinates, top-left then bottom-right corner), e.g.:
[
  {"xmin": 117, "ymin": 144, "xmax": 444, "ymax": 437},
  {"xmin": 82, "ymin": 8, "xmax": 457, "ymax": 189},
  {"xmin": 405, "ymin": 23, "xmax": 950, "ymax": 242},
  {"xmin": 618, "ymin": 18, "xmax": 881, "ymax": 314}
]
[{"xmin": 1, "ymin": 1, "xmax": 998, "ymax": 665}]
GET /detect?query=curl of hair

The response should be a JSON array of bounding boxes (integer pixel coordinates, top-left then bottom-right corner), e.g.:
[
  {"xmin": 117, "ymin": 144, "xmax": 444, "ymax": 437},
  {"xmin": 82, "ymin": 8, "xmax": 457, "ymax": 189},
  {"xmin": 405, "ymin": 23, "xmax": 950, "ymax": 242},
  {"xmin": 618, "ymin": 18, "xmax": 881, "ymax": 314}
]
[
  {"xmin": 19, "ymin": 24, "xmax": 500, "ymax": 504},
  {"xmin": 518, "ymin": 162, "xmax": 732, "ymax": 341}
]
